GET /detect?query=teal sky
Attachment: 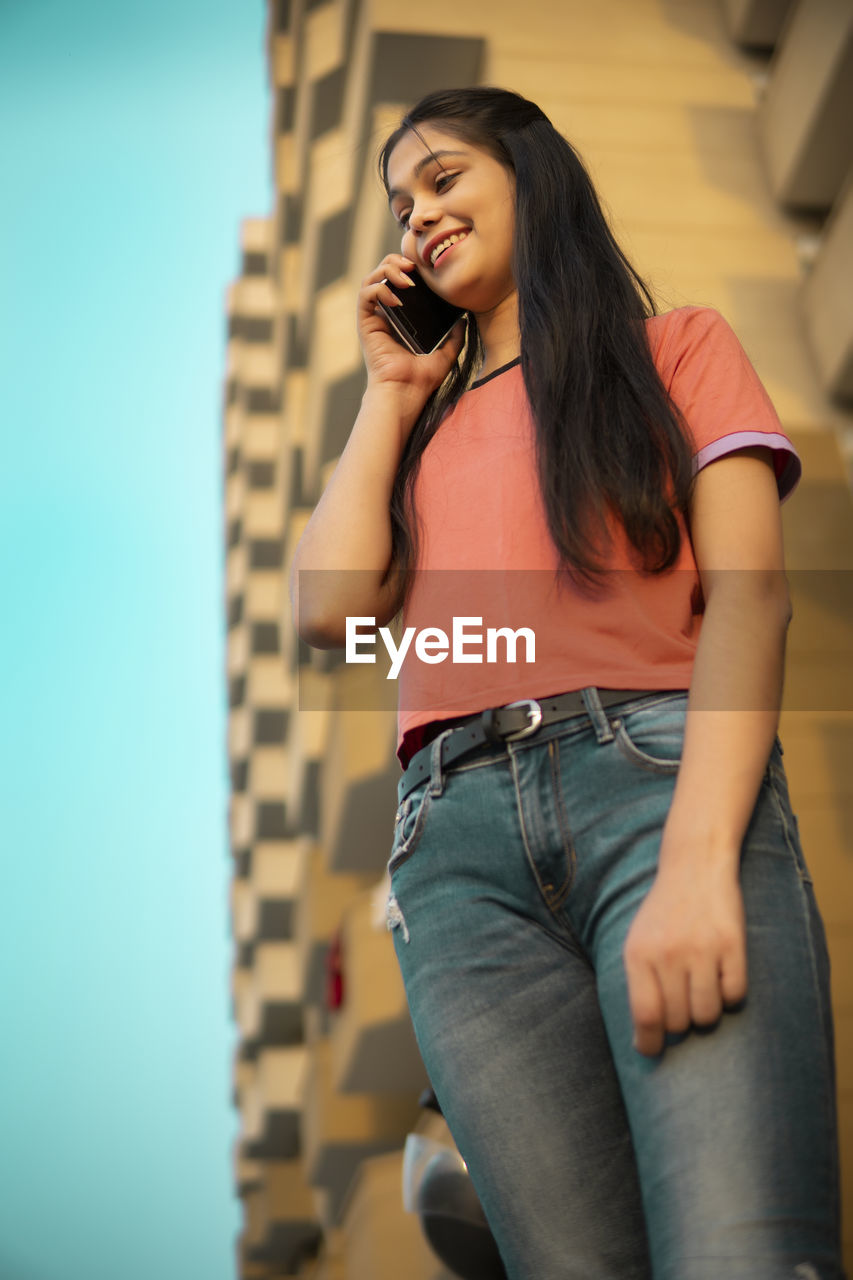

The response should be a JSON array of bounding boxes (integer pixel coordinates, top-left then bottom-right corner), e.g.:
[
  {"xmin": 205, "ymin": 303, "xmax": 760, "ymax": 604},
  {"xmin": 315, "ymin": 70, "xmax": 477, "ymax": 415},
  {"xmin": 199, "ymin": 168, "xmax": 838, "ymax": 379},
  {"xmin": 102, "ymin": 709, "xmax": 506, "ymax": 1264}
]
[{"xmin": 0, "ymin": 3, "xmax": 271, "ymax": 1276}]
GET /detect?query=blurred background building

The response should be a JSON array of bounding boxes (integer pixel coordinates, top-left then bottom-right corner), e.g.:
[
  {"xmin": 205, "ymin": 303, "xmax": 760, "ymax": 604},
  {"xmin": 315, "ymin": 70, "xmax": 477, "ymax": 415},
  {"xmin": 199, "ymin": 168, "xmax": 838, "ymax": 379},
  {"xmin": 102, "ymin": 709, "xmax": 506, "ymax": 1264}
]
[{"xmin": 222, "ymin": 0, "xmax": 853, "ymax": 1274}]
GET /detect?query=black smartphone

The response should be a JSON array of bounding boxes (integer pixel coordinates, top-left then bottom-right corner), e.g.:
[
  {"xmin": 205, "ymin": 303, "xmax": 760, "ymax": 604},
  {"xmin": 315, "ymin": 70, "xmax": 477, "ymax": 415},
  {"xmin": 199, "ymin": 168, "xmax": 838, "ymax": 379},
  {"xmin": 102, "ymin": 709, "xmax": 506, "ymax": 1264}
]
[{"xmin": 377, "ymin": 269, "xmax": 466, "ymax": 355}]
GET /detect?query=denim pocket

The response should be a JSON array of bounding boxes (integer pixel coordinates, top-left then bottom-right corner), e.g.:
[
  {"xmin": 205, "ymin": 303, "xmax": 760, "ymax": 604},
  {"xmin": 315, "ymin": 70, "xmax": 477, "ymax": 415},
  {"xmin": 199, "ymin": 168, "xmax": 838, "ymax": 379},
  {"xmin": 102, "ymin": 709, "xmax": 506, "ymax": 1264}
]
[
  {"xmin": 388, "ymin": 781, "xmax": 431, "ymax": 875},
  {"xmin": 610, "ymin": 693, "xmax": 687, "ymax": 773}
]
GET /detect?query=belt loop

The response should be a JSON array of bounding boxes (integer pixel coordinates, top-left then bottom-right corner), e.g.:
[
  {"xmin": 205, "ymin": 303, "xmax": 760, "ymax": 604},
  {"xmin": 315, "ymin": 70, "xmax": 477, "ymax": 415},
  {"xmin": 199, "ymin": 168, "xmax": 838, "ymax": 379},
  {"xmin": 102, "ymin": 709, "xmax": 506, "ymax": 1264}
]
[
  {"xmin": 429, "ymin": 727, "xmax": 456, "ymax": 797},
  {"xmin": 581, "ymin": 686, "xmax": 614, "ymax": 744}
]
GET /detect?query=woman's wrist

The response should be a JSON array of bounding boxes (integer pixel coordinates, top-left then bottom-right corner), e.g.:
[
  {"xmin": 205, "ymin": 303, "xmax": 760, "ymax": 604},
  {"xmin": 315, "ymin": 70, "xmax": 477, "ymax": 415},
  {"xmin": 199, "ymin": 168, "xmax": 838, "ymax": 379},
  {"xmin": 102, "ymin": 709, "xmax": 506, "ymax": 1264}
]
[
  {"xmin": 658, "ymin": 807, "xmax": 744, "ymax": 870},
  {"xmin": 358, "ymin": 381, "xmax": 429, "ymax": 448}
]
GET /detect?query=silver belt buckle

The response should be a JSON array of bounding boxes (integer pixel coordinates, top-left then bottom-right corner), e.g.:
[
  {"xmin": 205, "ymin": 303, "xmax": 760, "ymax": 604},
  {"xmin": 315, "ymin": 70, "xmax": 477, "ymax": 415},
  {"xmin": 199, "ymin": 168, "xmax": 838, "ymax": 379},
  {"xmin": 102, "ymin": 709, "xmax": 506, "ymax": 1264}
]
[{"xmin": 501, "ymin": 698, "xmax": 543, "ymax": 741}]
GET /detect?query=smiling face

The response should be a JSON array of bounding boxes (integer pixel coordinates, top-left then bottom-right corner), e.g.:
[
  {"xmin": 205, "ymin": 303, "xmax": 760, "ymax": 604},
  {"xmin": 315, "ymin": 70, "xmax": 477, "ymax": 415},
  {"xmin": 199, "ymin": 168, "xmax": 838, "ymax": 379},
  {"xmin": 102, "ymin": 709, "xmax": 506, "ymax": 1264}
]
[{"xmin": 385, "ymin": 124, "xmax": 518, "ymax": 319}]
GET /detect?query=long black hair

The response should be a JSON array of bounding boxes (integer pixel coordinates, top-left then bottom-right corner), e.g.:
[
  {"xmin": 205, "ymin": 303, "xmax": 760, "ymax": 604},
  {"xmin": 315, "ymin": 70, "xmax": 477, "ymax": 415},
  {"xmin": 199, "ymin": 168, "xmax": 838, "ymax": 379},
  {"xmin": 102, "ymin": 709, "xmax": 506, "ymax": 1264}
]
[{"xmin": 378, "ymin": 87, "xmax": 695, "ymax": 590}]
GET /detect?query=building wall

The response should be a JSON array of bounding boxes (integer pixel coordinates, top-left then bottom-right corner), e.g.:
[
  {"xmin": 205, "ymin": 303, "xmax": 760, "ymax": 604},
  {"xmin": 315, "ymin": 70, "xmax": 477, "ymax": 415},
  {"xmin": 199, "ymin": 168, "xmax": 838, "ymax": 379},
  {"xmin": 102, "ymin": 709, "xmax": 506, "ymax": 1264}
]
[{"xmin": 224, "ymin": 0, "xmax": 853, "ymax": 1273}]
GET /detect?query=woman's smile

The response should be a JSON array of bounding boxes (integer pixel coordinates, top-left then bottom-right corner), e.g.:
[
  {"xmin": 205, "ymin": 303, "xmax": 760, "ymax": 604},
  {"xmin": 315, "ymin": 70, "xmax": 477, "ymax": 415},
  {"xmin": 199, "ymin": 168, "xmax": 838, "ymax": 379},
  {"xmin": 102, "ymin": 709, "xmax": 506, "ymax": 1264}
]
[{"xmin": 425, "ymin": 228, "xmax": 471, "ymax": 269}]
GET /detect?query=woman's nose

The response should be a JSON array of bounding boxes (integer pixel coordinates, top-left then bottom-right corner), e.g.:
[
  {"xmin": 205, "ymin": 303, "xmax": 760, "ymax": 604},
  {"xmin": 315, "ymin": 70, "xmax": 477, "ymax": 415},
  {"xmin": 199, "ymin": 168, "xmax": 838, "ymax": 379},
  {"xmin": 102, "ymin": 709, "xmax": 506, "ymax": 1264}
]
[
  {"xmin": 401, "ymin": 200, "xmax": 439, "ymax": 256},
  {"xmin": 408, "ymin": 200, "xmax": 440, "ymax": 233}
]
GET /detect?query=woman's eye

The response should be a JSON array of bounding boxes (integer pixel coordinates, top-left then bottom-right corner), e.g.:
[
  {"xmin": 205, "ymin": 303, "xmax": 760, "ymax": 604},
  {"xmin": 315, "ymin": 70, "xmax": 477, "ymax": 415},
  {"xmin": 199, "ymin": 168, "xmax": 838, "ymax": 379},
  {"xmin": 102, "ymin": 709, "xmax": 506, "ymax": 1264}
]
[{"xmin": 393, "ymin": 172, "xmax": 458, "ymax": 228}]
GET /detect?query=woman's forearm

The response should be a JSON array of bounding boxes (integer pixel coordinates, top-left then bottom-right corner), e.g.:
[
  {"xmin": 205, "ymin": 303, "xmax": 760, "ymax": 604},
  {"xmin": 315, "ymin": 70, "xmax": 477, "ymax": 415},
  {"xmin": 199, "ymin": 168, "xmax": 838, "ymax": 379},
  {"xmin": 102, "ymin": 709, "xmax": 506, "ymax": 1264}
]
[
  {"xmin": 291, "ymin": 255, "xmax": 467, "ymax": 648},
  {"xmin": 660, "ymin": 571, "xmax": 792, "ymax": 866},
  {"xmin": 623, "ymin": 573, "xmax": 792, "ymax": 1055},
  {"xmin": 288, "ymin": 386, "xmax": 416, "ymax": 646}
]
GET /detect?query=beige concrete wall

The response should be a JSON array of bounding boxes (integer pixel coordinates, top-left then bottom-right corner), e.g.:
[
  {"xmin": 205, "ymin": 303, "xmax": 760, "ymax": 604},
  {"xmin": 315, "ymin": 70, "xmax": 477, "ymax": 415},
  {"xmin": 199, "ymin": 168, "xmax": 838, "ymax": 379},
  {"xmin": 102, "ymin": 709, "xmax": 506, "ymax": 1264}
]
[{"xmin": 225, "ymin": 0, "xmax": 853, "ymax": 1272}]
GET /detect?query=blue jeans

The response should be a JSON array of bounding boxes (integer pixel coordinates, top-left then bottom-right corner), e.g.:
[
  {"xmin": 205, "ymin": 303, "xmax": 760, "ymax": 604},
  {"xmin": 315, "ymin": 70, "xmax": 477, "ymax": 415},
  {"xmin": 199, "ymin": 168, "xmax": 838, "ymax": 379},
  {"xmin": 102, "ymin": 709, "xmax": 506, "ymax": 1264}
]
[{"xmin": 386, "ymin": 690, "xmax": 844, "ymax": 1280}]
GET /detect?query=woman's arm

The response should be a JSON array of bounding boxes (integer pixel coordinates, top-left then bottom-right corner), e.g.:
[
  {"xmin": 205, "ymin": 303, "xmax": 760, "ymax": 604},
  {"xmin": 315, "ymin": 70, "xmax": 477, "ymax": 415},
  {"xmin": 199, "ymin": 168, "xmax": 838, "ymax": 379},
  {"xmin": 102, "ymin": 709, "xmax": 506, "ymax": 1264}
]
[
  {"xmin": 623, "ymin": 446, "xmax": 791, "ymax": 1056},
  {"xmin": 289, "ymin": 384, "xmax": 419, "ymax": 647},
  {"xmin": 289, "ymin": 254, "xmax": 465, "ymax": 648}
]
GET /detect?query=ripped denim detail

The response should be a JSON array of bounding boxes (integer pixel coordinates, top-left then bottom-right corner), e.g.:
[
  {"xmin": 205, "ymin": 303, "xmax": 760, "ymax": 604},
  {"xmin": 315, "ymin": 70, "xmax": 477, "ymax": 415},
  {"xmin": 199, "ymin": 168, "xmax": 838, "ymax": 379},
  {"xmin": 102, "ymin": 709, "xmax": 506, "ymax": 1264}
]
[{"xmin": 385, "ymin": 892, "xmax": 410, "ymax": 944}]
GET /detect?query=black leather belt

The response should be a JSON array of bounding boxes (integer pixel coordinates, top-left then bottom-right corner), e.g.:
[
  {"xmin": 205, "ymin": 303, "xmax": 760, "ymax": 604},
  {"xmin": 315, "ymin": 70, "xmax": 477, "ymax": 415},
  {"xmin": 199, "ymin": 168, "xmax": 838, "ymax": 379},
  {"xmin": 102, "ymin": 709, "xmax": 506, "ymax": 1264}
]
[{"xmin": 398, "ymin": 688, "xmax": 654, "ymax": 803}]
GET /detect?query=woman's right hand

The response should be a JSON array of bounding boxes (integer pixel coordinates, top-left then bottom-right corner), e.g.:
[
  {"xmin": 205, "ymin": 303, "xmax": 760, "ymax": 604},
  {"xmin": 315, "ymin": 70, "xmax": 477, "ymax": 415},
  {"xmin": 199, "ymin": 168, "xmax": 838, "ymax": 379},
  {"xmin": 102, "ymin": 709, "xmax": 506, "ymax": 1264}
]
[{"xmin": 357, "ymin": 254, "xmax": 465, "ymax": 428}]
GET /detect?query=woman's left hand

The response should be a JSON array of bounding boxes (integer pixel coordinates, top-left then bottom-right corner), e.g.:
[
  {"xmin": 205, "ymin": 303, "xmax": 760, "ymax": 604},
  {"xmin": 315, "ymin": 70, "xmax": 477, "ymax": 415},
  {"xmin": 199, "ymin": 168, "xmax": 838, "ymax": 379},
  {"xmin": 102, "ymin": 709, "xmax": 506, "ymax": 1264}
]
[{"xmin": 622, "ymin": 847, "xmax": 748, "ymax": 1056}]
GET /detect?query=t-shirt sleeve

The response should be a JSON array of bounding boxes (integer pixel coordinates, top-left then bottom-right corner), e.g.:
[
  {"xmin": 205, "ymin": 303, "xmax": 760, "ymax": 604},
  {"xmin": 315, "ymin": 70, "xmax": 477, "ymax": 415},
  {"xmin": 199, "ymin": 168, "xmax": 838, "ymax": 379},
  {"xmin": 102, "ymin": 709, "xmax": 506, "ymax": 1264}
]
[{"xmin": 655, "ymin": 306, "xmax": 801, "ymax": 501}]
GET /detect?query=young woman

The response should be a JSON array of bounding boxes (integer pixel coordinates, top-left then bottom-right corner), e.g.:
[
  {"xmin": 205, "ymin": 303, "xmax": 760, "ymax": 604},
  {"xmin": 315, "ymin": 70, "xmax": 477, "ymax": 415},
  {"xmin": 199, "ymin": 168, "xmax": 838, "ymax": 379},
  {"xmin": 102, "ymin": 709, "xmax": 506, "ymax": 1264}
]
[{"xmin": 291, "ymin": 88, "xmax": 844, "ymax": 1279}]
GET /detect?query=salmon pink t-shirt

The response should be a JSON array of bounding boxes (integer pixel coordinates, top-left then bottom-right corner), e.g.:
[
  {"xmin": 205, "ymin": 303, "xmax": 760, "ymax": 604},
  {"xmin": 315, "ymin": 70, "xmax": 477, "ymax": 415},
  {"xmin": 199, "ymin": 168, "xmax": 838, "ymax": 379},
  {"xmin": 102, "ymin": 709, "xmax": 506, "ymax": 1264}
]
[{"xmin": 395, "ymin": 306, "xmax": 800, "ymax": 766}]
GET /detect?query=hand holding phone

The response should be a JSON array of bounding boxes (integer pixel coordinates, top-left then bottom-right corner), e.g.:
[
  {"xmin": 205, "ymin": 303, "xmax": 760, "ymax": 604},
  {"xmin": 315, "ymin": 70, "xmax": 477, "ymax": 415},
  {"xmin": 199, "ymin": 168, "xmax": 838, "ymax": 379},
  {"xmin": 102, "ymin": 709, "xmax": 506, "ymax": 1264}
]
[{"xmin": 377, "ymin": 268, "xmax": 466, "ymax": 356}]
